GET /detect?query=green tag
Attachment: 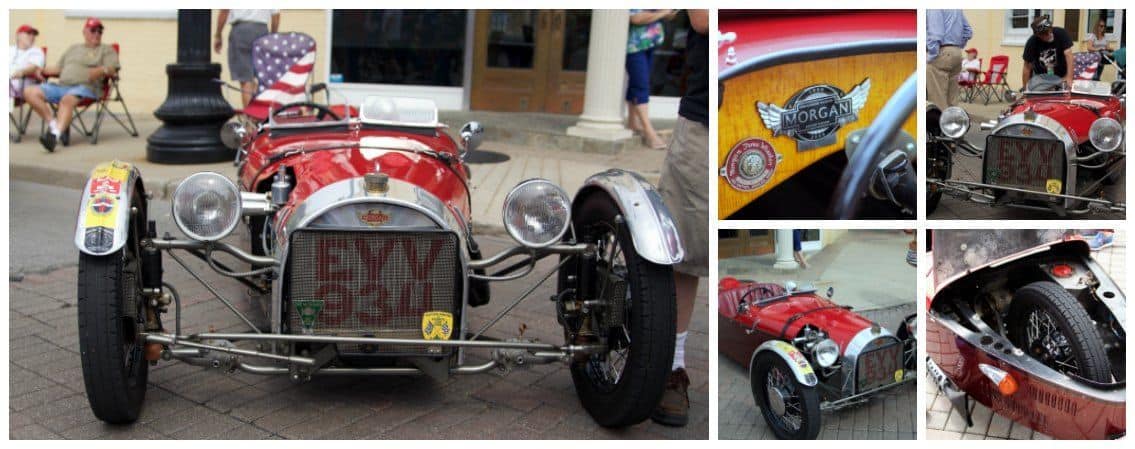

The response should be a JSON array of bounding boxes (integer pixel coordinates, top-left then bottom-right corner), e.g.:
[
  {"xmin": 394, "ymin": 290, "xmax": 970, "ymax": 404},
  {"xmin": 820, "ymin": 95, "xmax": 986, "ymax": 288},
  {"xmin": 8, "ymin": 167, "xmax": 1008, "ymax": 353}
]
[{"xmin": 294, "ymin": 300, "xmax": 324, "ymax": 332}]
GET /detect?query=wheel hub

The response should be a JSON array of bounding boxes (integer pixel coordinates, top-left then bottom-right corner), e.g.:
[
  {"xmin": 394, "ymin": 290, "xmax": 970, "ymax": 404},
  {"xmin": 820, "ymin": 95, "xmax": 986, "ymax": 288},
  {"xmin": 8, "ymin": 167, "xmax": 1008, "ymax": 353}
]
[{"xmin": 767, "ymin": 384, "xmax": 788, "ymax": 416}]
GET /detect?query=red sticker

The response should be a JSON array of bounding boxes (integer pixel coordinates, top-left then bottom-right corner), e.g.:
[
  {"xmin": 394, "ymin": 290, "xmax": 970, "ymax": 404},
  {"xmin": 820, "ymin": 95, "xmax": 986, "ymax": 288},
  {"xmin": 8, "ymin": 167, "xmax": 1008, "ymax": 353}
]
[{"xmin": 721, "ymin": 138, "xmax": 777, "ymax": 191}]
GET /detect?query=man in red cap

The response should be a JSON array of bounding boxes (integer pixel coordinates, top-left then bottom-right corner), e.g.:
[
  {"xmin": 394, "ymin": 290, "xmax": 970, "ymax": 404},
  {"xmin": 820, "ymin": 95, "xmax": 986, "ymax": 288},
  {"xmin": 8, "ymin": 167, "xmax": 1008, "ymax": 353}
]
[
  {"xmin": 9, "ymin": 24, "xmax": 44, "ymax": 99},
  {"xmin": 22, "ymin": 17, "xmax": 119, "ymax": 152},
  {"xmin": 958, "ymin": 48, "xmax": 981, "ymax": 84}
]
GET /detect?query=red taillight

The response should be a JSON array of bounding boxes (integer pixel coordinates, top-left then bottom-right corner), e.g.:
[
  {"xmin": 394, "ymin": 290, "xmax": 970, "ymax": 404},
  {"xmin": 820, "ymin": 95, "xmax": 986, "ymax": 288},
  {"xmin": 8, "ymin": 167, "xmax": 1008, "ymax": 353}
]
[
  {"xmin": 1051, "ymin": 264, "xmax": 1074, "ymax": 278},
  {"xmin": 979, "ymin": 363, "xmax": 1018, "ymax": 396}
]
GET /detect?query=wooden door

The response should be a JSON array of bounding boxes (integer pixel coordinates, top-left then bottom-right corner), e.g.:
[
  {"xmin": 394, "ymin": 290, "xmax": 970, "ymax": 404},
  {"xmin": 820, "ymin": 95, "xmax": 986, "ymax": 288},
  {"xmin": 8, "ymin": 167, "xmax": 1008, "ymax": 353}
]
[{"xmin": 471, "ymin": 10, "xmax": 588, "ymax": 114}]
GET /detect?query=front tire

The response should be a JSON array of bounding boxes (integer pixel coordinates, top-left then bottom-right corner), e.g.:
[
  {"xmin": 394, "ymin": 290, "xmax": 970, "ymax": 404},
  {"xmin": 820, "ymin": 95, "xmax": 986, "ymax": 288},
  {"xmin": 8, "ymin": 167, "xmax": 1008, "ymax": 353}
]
[
  {"xmin": 565, "ymin": 193, "xmax": 676, "ymax": 428},
  {"xmin": 78, "ymin": 245, "xmax": 149, "ymax": 423},
  {"xmin": 751, "ymin": 352, "xmax": 821, "ymax": 439},
  {"xmin": 1008, "ymin": 281, "xmax": 1111, "ymax": 383}
]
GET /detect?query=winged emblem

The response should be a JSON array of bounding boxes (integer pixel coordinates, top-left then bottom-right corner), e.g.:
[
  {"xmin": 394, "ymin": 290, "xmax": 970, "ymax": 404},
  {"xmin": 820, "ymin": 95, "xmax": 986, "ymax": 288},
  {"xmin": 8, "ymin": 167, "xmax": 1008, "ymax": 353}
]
[{"xmin": 756, "ymin": 78, "xmax": 872, "ymax": 150}]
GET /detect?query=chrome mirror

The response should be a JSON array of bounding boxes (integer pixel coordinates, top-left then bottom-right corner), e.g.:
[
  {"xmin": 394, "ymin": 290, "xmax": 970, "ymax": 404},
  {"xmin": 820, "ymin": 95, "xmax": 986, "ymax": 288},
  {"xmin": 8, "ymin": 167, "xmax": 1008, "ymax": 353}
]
[
  {"xmin": 459, "ymin": 121, "xmax": 484, "ymax": 158},
  {"xmin": 220, "ymin": 121, "xmax": 249, "ymax": 150}
]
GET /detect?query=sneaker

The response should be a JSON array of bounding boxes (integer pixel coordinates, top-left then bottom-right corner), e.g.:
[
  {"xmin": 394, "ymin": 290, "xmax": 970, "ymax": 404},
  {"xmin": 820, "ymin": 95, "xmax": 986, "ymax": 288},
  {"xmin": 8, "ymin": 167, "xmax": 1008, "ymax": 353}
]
[
  {"xmin": 1088, "ymin": 232, "xmax": 1115, "ymax": 251},
  {"xmin": 39, "ymin": 133, "xmax": 56, "ymax": 152},
  {"xmin": 650, "ymin": 368, "xmax": 690, "ymax": 427},
  {"xmin": 60, "ymin": 129, "xmax": 70, "ymax": 147}
]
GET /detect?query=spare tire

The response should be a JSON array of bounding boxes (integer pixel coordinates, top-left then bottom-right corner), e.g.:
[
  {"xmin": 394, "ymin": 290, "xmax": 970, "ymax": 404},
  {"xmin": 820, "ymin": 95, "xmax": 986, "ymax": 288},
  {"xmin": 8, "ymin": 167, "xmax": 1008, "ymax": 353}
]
[{"xmin": 1008, "ymin": 281, "xmax": 1111, "ymax": 383}]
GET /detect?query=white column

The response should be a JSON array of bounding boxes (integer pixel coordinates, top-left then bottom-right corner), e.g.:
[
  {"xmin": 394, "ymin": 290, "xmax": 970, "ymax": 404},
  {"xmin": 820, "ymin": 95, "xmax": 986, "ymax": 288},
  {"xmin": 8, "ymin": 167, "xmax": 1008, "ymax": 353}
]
[
  {"xmin": 567, "ymin": 9, "xmax": 633, "ymax": 141},
  {"xmin": 773, "ymin": 230, "xmax": 798, "ymax": 270}
]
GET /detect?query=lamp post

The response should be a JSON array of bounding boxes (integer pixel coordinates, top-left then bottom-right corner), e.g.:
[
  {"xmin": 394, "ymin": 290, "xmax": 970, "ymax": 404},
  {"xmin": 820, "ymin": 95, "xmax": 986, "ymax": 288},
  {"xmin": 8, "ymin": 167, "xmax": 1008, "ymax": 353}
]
[{"xmin": 147, "ymin": 9, "xmax": 235, "ymax": 164}]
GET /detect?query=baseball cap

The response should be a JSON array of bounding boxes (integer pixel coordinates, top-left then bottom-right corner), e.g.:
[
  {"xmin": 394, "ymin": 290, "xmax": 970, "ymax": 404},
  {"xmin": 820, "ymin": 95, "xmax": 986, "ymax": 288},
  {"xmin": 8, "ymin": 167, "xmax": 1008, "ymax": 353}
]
[
  {"xmin": 965, "ymin": 48, "xmax": 978, "ymax": 54},
  {"xmin": 84, "ymin": 17, "xmax": 104, "ymax": 31},
  {"xmin": 1031, "ymin": 15, "xmax": 1052, "ymax": 35},
  {"xmin": 16, "ymin": 24, "xmax": 39, "ymax": 36}
]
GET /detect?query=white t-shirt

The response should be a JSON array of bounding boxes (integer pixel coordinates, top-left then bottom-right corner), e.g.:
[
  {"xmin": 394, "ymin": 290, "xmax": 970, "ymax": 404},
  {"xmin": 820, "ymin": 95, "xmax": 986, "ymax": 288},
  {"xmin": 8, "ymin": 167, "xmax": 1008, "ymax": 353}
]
[
  {"xmin": 227, "ymin": 9, "xmax": 279, "ymax": 26},
  {"xmin": 9, "ymin": 45, "xmax": 45, "ymax": 96},
  {"xmin": 958, "ymin": 57, "xmax": 982, "ymax": 82}
]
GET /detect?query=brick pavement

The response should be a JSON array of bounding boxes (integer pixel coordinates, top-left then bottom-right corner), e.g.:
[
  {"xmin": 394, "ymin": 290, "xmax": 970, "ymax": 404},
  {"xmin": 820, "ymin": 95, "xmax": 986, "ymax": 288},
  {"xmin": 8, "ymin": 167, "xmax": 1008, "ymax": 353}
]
[
  {"xmin": 718, "ymin": 304, "xmax": 918, "ymax": 440},
  {"xmin": 925, "ymin": 233, "xmax": 1125, "ymax": 440},
  {"xmin": 8, "ymin": 235, "xmax": 709, "ymax": 439}
]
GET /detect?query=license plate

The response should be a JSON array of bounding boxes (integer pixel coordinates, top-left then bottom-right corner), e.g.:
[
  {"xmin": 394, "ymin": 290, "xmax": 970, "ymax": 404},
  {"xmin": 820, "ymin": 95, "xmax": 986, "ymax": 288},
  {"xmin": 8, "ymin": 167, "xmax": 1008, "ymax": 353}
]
[
  {"xmin": 856, "ymin": 342, "xmax": 902, "ymax": 392},
  {"xmin": 984, "ymin": 135, "xmax": 1064, "ymax": 193}
]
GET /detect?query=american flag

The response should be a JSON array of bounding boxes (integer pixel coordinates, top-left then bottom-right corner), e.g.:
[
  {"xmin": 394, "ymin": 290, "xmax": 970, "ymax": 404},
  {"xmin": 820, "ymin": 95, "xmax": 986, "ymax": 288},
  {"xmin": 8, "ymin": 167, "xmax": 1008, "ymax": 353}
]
[
  {"xmin": 244, "ymin": 32, "xmax": 317, "ymax": 121},
  {"xmin": 1074, "ymin": 51, "xmax": 1101, "ymax": 81}
]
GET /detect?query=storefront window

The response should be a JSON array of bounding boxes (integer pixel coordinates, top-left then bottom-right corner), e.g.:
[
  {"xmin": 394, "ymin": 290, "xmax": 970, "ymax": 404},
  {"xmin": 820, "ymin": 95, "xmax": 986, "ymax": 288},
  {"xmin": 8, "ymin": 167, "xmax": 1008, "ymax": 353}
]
[
  {"xmin": 561, "ymin": 11, "xmax": 591, "ymax": 72},
  {"xmin": 330, "ymin": 10, "xmax": 467, "ymax": 87},
  {"xmin": 487, "ymin": 11, "xmax": 537, "ymax": 69},
  {"xmin": 649, "ymin": 10, "xmax": 693, "ymax": 97}
]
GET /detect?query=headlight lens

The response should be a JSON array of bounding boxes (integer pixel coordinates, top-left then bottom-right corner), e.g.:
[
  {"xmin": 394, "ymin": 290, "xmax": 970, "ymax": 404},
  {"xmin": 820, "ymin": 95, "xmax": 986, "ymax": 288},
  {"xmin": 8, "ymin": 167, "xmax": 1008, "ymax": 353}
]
[
  {"xmin": 939, "ymin": 106, "xmax": 970, "ymax": 139},
  {"xmin": 172, "ymin": 172, "xmax": 242, "ymax": 241},
  {"xmin": 1089, "ymin": 117, "xmax": 1123, "ymax": 152},
  {"xmin": 813, "ymin": 338, "xmax": 840, "ymax": 368},
  {"xmin": 502, "ymin": 179, "xmax": 571, "ymax": 248}
]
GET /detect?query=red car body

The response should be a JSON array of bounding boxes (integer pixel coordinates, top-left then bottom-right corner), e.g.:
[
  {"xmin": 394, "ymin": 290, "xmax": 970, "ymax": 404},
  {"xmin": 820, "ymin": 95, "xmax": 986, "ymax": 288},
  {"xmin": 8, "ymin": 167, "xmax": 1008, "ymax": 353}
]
[{"xmin": 926, "ymin": 230, "xmax": 1126, "ymax": 439}]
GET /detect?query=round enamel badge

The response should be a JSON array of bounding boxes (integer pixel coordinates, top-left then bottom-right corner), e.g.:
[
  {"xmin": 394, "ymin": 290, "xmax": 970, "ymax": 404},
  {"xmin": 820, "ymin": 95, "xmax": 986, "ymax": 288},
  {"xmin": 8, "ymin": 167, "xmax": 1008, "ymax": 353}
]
[{"xmin": 721, "ymin": 138, "xmax": 778, "ymax": 191}]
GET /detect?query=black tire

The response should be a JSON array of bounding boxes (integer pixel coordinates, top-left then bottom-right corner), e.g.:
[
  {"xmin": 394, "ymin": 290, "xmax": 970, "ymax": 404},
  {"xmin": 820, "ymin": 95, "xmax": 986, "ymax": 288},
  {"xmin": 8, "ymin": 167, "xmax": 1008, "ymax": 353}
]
[
  {"xmin": 896, "ymin": 314, "xmax": 917, "ymax": 371},
  {"xmin": 751, "ymin": 352, "xmax": 821, "ymax": 439},
  {"xmin": 927, "ymin": 191, "xmax": 942, "ymax": 216},
  {"xmin": 1008, "ymin": 281, "xmax": 1111, "ymax": 383},
  {"xmin": 565, "ymin": 192, "xmax": 676, "ymax": 428},
  {"xmin": 78, "ymin": 233, "xmax": 148, "ymax": 423}
]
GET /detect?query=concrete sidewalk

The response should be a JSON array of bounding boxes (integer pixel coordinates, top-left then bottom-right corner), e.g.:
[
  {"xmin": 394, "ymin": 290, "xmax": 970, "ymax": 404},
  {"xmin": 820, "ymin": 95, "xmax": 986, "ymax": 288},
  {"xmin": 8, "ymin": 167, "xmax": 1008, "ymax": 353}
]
[
  {"xmin": 717, "ymin": 230, "xmax": 916, "ymax": 312},
  {"xmin": 8, "ymin": 117, "xmax": 668, "ymax": 232}
]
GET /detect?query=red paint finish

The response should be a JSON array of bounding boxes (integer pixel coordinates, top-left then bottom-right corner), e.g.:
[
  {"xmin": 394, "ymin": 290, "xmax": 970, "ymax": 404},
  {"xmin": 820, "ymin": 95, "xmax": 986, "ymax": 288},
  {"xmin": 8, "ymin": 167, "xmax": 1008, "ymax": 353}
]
[
  {"xmin": 1007, "ymin": 94, "xmax": 1124, "ymax": 144},
  {"xmin": 927, "ymin": 317, "xmax": 1125, "ymax": 439},
  {"xmin": 238, "ymin": 122, "xmax": 471, "ymax": 229},
  {"xmin": 718, "ymin": 10, "xmax": 916, "ymax": 72},
  {"xmin": 718, "ymin": 279, "xmax": 878, "ymax": 367}
]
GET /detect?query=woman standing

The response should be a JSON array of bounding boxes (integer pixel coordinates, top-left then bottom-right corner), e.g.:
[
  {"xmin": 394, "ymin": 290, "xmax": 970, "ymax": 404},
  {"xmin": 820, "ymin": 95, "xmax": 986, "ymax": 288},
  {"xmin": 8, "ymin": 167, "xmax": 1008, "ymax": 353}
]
[
  {"xmin": 626, "ymin": 9, "xmax": 674, "ymax": 150},
  {"xmin": 1087, "ymin": 19, "xmax": 1112, "ymax": 80}
]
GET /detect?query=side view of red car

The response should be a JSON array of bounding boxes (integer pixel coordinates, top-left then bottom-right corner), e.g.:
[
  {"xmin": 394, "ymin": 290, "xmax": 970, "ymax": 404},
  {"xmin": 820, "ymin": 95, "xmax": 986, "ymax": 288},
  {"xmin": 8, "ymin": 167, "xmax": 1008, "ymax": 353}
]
[{"xmin": 719, "ymin": 277, "xmax": 916, "ymax": 439}]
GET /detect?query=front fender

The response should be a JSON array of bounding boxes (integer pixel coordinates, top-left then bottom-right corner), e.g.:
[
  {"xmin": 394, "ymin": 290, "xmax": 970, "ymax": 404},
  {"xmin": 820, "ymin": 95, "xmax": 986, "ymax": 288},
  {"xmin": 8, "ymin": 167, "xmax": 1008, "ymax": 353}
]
[
  {"xmin": 749, "ymin": 340, "xmax": 818, "ymax": 387},
  {"xmin": 573, "ymin": 169, "xmax": 684, "ymax": 265},
  {"xmin": 74, "ymin": 160, "xmax": 144, "ymax": 256}
]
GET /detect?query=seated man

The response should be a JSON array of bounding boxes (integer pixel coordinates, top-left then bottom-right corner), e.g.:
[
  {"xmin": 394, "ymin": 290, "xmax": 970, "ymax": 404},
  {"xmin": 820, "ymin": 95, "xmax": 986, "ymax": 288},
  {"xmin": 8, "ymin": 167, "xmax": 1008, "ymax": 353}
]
[
  {"xmin": 23, "ymin": 17, "xmax": 118, "ymax": 152},
  {"xmin": 9, "ymin": 24, "xmax": 44, "ymax": 99}
]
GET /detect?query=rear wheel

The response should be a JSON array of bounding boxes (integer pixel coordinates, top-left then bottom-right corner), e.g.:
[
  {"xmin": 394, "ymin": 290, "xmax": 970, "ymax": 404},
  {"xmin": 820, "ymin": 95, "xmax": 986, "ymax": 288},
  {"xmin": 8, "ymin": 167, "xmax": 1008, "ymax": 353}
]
[
  {"xmin": 564, "ymin": 193, "xmax": 676, "ymax": 428},
  {"xmin": 751, "ymin": 352, "xmax": 821, "ymax": 439},
  {"xmin": 78, "ymin": 222, "xmax": 149, "ymax": 423},
  {"xmin": 1008, "ymin": 281, "xmax": 1111, "ymax": 382}
]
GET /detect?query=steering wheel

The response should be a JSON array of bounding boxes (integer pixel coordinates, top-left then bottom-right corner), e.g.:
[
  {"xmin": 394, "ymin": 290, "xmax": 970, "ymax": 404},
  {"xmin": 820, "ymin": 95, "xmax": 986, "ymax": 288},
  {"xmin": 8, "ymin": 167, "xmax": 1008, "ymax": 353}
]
[
  {"xmin": 828, "ymin": 74, "xmax": 918, "ymax": 219},
  {"xmin": 272, "ymin": 101, "xmax": 341, "ymax": 121}
]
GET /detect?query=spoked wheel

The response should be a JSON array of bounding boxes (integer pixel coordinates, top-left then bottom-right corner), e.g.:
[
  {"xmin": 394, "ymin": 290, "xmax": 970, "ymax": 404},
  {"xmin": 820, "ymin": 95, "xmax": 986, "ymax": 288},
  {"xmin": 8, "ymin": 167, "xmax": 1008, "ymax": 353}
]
[
  {"xmin": 751, "ymin": 352, "xmax": 821, "ymax": 439},
  {"xmin": 1008, "ymin": 281, "xmax": 1111, "ymax": 383},
  {"xmin": 561, "ymin": 193, "xmax": 676, "ymax": 428},
  {"xmin": 77, "ymin": 194, "xmax": 150, "ymax": 423}
]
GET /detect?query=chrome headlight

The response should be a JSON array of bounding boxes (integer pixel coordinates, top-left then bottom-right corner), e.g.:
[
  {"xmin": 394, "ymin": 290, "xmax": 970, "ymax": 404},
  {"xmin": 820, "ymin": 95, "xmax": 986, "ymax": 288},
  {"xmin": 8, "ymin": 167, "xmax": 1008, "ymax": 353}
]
[
  {"xmin": 813, "ymin": 338, "xmax": 840, "ymax": 368},
  {"xmin": 1089, "ymin": 117, "xmax": 1123, "ymax": 152},
  {"xmin": 502, "ymin": 179, "xmax": 571, "ymax": 248},
  {"xmin": 172, "ymin": 172, "xmax": 242, "ymax": 242},
  {"xmin": 939, "ymin": 106, "xmax": 970, "ymax": 139}
]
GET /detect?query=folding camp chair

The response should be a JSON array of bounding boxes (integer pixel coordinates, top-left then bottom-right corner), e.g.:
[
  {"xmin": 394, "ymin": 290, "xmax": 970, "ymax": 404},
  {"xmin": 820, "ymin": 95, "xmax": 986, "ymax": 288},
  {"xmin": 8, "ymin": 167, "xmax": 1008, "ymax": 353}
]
[
  {"xmin": 48, "ymin": 43, "xmax": 138, "ymax": 145},
  {"xmin": 957, "ymin": 57, "xmax": 981, "ymax": 103},
  {"xmin": 1074, "ymin": 51, "xmax": 1103, "ymax": 81},
  {"xmin": 9, "ymin": 46, "xmax": 45, "ymax": 143},
  {"xmin": 975, "ymin": 55, "xmax": 1011, "ymax": 104}
]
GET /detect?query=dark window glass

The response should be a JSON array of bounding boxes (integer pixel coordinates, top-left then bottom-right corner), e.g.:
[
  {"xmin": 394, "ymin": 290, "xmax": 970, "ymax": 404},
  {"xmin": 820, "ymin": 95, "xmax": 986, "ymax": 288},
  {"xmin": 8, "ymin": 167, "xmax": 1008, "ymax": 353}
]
[
  {"xmin": 748, "ymin": 230, "xmax": 768, "ymax": 237},
  {"xmin": 562, "ymin": 11, "xmax": 591, "ymax": 71},
  {"xmin": 330, "ymin": 10, "xmax": 467, "ymax": 87},
  {"xmin": 719, "ymin": 230, "xmax": 739, "ymax": 239},
  {"xmin": 803, "ymin": 229, "xmax": 820, "ymax": 241},
  {"xmin": 487, "ymin": 11, "xmax": 536, "ymax": 69}
]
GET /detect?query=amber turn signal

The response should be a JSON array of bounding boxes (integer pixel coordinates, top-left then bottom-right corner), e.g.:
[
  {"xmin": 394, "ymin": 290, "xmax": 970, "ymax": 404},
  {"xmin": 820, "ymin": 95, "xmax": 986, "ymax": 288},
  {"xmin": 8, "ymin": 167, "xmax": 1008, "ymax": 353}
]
[{"xmin": 978, "ymin": 363, "xmax": 1018, "ymax": 396}]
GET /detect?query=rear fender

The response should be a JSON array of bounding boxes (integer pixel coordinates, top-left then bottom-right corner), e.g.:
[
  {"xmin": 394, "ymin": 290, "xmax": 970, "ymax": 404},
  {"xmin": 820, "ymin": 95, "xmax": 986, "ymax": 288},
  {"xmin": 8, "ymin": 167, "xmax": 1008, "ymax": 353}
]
[
  {"xmin": 74, "ymin": 160, "xmax": 145, "ymax": 256},
  {"xmin": 749, "ymin": 340, "xmax": 818, "ymax": 387},
  {"xmin": 573, "ymin": 169, "xmax": 684, "ymax": 265}
]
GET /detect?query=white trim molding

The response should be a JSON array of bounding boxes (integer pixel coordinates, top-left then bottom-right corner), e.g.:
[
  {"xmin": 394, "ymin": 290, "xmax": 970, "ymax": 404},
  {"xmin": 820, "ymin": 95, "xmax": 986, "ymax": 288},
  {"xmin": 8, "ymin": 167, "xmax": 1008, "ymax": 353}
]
[{"xmin": 64, "ymin": 10, "xmax": 177, "ymax": 20}]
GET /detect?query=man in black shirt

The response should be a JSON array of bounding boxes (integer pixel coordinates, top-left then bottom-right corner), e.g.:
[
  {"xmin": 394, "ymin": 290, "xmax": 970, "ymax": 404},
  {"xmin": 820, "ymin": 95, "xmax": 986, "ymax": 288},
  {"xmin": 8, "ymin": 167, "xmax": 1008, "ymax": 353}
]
[
  {"xmin": 652, "ymin": 9, "xmax": 707, "ymax": 428},
  {"xmin": 1022, "ymin": 15, "xmax": 1075, "ymax": 91}
]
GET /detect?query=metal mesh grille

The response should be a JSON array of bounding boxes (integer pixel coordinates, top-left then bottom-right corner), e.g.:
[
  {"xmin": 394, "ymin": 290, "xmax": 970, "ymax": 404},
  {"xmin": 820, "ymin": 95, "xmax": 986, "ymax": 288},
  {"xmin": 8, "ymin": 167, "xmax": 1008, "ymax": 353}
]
[{"xmin": 287, "ymin": 229, "xmax": 459, "ymax": 355}]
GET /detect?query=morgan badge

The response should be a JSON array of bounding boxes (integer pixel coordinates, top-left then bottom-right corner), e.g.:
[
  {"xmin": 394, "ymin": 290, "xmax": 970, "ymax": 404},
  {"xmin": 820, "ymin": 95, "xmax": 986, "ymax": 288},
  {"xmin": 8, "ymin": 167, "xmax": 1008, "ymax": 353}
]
[
  {"xmin": 421, "ymin": 311, "xmax": 454, "ymax": 340},
  {"xmin": 757, "ymin": 78, "xmax": 871, "ymax": 151}
]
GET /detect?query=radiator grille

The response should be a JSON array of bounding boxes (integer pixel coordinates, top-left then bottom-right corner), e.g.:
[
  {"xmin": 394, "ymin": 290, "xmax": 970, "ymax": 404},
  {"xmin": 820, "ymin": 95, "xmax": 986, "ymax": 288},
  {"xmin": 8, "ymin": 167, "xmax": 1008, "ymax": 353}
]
[{"xmin": 286, "ymin": 229, "xmax": 460, "ymax": 355}]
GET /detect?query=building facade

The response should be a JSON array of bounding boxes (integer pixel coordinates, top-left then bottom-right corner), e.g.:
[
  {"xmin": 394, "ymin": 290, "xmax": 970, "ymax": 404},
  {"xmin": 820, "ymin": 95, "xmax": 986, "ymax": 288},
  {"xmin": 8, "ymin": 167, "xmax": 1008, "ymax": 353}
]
[{"xmin": 9, "ymin": 9, "xmax": 695, "ymax": 122}]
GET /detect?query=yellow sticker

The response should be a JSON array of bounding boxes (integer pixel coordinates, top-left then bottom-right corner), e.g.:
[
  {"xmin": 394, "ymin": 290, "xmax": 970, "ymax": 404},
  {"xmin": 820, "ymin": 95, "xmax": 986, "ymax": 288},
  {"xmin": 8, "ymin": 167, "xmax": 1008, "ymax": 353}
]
[
  {"xmin": 84, "ymin": 193, "xmax": 118, "ymax": 228},
  {"xmin": 1045, "ymin": 179, "xmax": 1062, "ymax": 194},
  {"xmin": 770, "ymin": 340, "xmax": 814, "ymax": 374},
  {"xmin": 421, "ymin": 311, "xmax": 454, "ymax": 340},
  {"xmin": 894, "ymin": 369, "xmax": 905, "ymax": 383}
]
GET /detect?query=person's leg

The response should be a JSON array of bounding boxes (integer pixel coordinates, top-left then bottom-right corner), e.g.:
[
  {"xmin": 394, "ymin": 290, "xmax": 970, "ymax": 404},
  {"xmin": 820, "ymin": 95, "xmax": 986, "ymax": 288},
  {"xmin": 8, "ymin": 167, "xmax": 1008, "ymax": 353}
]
[
  {"xmin": 21, "ymin": 84, "xmax": 54, "ymax": 123},
  {"xmin": 927, "ymin": 56, "xmax": 949, "ymax": 108},
  {"xmin": 625, "ymin": 100, "xmax": 642, "ymax": 133},
  {"xmin": 240, "ymin": 81, "xmax": 256, "ymax": 107},
  {"xmin": 942, "ymin": 47, "xmax": 964, "ymax": 107},
  {"xmin": 55, "ymin": 95, "xmax": 81, "ymax": 136}
]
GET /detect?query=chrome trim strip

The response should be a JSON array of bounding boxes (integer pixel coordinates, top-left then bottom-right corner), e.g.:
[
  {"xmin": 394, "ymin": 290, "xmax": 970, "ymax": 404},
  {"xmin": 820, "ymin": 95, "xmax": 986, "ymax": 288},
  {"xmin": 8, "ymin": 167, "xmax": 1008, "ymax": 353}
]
[{"xmin": 720, "ymin": 38, "xmax": 917, "ymax": 81}]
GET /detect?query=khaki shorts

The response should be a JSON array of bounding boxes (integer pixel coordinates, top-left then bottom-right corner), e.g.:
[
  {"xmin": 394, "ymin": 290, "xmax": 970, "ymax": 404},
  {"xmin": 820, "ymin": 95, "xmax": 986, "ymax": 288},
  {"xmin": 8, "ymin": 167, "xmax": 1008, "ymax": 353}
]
[{"xmin": 657, "ymin": 116, "xmax": 708, "ymax": 277}]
